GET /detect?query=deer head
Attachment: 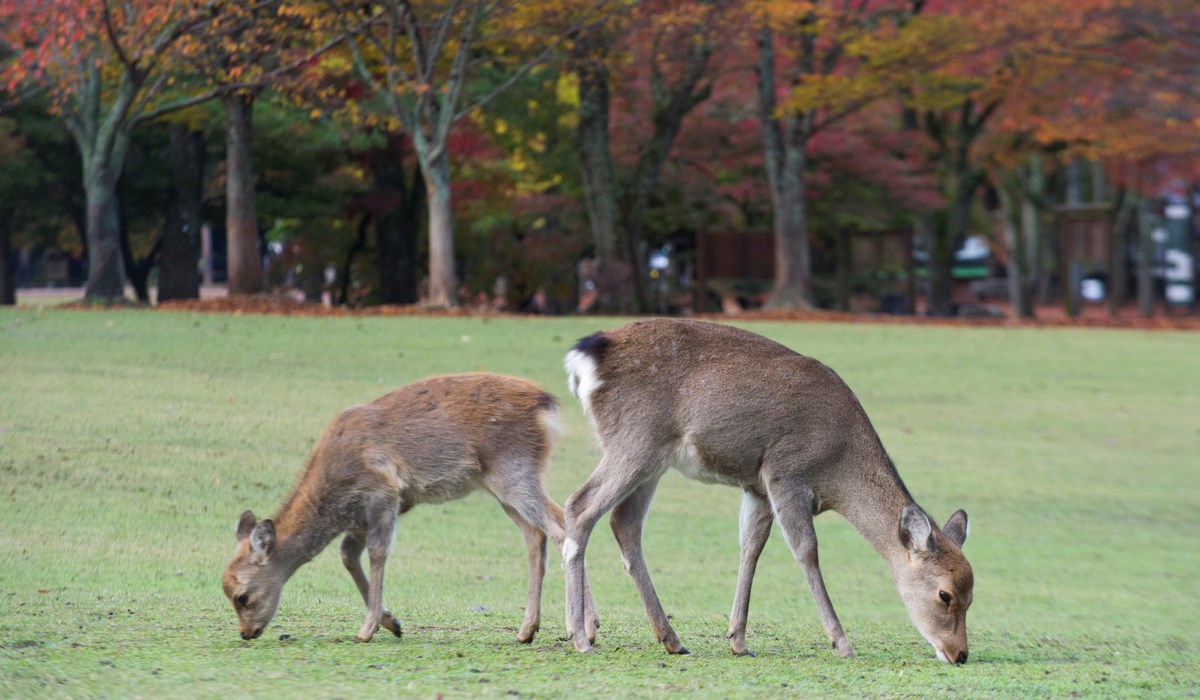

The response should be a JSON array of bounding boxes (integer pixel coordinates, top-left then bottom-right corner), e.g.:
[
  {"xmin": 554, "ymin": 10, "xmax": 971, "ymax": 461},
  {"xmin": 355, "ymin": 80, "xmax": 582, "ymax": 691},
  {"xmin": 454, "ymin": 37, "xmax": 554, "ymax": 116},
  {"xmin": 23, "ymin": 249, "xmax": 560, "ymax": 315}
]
[
  {"xmin": 222, "ymin": 510, "xmax": 286, "ymax": 640},
  {"xmin": 894, "ymin": 505, "xmax": 973, "ymax": 664}
]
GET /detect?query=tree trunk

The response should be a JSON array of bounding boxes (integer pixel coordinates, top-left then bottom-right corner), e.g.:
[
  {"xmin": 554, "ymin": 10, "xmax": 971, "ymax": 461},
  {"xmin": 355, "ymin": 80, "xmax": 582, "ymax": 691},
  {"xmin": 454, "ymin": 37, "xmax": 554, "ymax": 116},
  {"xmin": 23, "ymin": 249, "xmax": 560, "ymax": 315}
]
[
  {"xmin": 998, "ymin": 165, "xmax": 1039, "ymax": 319},
  {"xmin": 1016, "ymin": 155, "xmax": 1043, "ymax": 318},
  {"xmin": 225, "ymin": 92, "xmax": 263, "ymax": 295},
  {"xmin": 929, "ymin": 137, "xmax": 977, "ymax": 316},
  {"xmin": 571, "ymin": 29, "xmax": 620, "ymax": 266},
  {"xmin": 998, "ymin": 184, "xmax": 1025, "ymax": 316},
  {"xmin": 0, "ymin": 215, "xmax": 14, "ymax": 305},
  {"xmin": 70, "ymin": 67, "xmax": 134, "ymax": 302},
  {"xmin": 766, "ymin": 140, "xmax": 814, "ymax": 309},
  {"xmin": 422, "ymin": 149, "xmax": 456, "ymax": 307},
  {"xmin": 159, "ymin": 125, "xmax": 206, "ymax": 302},
  {"xmin": 373, "ymin": 147, "xmax": 423, "ymax": 306},
  {"xmin": 338, "ymin": 214, "xmax": 371, "ymax": 305},
  {"xmin": 82, "ymin": 164, "xmax": 126, "ymax": 300},
  {"xmin": 1108, "ymin": 188, "xmax": 1135, "ymax": 318},
  {"xmin": 1137, "ymin": 197, "xmax": 1154, "ymax": 317},
  {"xmin": 758, "ymin": 26, "xmax": 814, "ymax": 310}
]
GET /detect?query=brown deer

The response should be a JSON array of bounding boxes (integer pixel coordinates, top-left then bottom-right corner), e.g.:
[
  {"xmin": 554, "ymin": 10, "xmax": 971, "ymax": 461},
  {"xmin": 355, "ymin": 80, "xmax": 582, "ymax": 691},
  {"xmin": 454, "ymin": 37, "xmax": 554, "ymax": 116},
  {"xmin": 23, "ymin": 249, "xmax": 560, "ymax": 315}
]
[
  {"xmin": 562, "ymin": 318, "xmax": 973, "ymax": 663},
  {"xmin": 222, "ymin": 373, "xmax": 598, "ymax": 645}
]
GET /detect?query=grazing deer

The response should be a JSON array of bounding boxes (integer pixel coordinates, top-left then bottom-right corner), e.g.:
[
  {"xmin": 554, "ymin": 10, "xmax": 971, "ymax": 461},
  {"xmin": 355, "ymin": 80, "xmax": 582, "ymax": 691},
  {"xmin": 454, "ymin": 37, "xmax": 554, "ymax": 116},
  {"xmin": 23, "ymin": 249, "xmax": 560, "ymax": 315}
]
[
  {"xmin": 222, "ymin": 373, "xmax": 598, "ymax": 645},
  {"xmin": 562, "ymin": 319, "xmax": 973, "ymax": 664}
]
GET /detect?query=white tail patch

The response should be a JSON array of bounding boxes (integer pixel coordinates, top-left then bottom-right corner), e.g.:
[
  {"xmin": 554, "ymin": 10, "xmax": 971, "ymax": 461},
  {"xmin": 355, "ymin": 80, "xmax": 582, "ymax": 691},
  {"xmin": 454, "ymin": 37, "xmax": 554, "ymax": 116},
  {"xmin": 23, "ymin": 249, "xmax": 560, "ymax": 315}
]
[
  {"xmin": 564, "ymin": 349, "xmax": 603, "ymax": 414},
  {"xmin": 537, "ymin": 401, "xmax": 564, "ymax": 439}
]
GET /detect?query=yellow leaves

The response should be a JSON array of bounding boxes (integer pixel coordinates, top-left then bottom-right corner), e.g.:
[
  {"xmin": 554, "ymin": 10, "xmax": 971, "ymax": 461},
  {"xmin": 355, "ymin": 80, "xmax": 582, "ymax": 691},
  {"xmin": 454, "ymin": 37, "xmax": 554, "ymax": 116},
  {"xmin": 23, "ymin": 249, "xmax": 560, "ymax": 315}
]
[
  {"xmin": 782, "ymin": 73, "xmax": 880, "ymax": 116},
  {"xmin": 494, "ymin": 119, "xmax": 508, "ymax": 135},
  {"xmin": 555, "ymin": 72, "xmax": 579, "ymax": 108}
]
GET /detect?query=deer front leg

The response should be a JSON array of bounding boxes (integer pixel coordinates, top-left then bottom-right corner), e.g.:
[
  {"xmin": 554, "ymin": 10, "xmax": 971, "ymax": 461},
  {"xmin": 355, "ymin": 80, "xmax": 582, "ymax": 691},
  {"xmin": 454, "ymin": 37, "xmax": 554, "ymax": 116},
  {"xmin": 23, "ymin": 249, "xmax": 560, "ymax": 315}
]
[
  {"xmin": 610, "ymin": 478, "xmax": 687, "ymax": 654},
  {"xmin": 354, "ymin": 504, "xmax": 398, "ymax": 643},
  {"xmin": 727, "ymin": 490, "xmax": 773, "ymax": 657},
  {"xmin": 340, "ymin": 532, "xmax": 402, "ymax": 638},
  {"xmin": 767, "ymin": 483, "xmax": 855, "ymax": 658}
]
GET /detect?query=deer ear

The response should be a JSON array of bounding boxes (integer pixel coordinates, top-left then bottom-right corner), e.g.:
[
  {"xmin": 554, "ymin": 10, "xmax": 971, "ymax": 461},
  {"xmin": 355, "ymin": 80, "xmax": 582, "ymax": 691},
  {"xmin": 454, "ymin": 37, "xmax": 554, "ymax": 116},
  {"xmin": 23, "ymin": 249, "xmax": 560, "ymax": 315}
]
[
  {"xmin": 250, "ymin": 519, "xmax": 276, "ymax": 557},
  {"xmin": 236, "ymin": 510, "xmax": 257, "ymax": 542},
  {"xmin": 899, "ymin": 504, "xmax": 935, "ymax": 554},
  {"xmin": 942, "ymin": 509, "xmax": 969, "ymax": 548}
]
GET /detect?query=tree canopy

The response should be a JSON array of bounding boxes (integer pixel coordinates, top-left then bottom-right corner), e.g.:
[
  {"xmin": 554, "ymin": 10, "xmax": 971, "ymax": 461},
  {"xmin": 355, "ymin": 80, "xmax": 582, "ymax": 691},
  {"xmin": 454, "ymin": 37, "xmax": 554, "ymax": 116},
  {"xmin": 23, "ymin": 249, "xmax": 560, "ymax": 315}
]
[{"xmin": 1, "ymin": 0, "xmax": 1196, "ymax": 315}]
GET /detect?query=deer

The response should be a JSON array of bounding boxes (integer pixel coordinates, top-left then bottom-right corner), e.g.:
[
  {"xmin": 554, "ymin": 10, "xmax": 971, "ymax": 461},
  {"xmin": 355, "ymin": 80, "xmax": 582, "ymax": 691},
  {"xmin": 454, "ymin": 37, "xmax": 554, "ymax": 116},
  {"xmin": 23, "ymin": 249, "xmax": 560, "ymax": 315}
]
[
  {"xmin": 561, "ymin": 318, "xmax": 973, "ymax": 664},
  {"xmin": 222, "ymin": 373, "xmax": 599, "ymax": 645}
]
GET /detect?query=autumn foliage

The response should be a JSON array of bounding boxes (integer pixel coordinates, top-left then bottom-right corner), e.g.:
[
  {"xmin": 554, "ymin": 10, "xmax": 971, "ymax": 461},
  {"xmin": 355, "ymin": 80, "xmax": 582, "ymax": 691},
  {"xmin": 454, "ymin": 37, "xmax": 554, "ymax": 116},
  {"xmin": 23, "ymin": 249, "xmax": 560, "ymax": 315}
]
[{"xmin": 1, "ymin": 0, "xmax": 1197, "ymax": 315}]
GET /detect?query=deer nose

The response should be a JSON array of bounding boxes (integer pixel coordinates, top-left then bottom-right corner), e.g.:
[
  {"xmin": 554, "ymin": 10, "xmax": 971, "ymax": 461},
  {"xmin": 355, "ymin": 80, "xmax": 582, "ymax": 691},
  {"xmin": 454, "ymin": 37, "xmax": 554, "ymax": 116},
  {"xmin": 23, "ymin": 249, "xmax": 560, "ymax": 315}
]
[
  {"xmin": 241, "ymin": 627, "xmax": 263, "ymax": 640},
  {"xmin": 955, "ymin": 650, "xmax": 968, "ymax": 665}
]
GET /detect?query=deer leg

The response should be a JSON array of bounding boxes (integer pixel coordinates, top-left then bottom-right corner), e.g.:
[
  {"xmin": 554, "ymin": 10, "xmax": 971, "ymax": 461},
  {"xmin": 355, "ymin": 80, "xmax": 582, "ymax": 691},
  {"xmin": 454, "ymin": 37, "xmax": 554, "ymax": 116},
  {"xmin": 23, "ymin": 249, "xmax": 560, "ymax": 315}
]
[
  {"xmin": 537, "ymin": 496, "xmax": 600, "ymax": 642},
  {"xmin": 609, "ymin": 477, "xmax": 688, "ymax": 654},
  {"xmin": 727, "ymin": 489, "xmax": 773, "ymax": 657},
  {"xmin": 340, "ymin": 532, "xmax": 402, "ymax": 638},
  {"xmin": 563, "ymin": 455, "xmax": 661, "ymax": 653},
  {"xmin": 500, "ymin": 504, "xmax": 548, "ymax": 643},
  {"xmin": 355, "ymin": 501, "xmax": 398, "ymax": 643},
  {"xmin": 766, "ymin": 482, "xmax": 855, "ymax": 658},
  {"xmin": 486, "ymin": 464, "xmax": 599, "ymax": 643}
]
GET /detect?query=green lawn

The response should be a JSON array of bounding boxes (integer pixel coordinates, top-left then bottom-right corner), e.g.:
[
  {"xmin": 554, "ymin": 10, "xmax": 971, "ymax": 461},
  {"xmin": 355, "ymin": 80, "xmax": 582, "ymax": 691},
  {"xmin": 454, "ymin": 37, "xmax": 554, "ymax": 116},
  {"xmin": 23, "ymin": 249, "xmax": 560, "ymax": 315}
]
[{"xmin": 1, "ymin": 308, "xmax": 1197, "ymax": 698}]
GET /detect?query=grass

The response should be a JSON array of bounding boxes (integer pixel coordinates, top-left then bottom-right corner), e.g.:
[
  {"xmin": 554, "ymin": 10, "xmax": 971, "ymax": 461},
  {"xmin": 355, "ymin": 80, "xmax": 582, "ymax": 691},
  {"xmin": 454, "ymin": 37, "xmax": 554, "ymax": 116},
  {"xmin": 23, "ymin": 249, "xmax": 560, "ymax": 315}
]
[{"xmin": 1, "ymin": 308, "xmax": 1197, "ymax": 698}]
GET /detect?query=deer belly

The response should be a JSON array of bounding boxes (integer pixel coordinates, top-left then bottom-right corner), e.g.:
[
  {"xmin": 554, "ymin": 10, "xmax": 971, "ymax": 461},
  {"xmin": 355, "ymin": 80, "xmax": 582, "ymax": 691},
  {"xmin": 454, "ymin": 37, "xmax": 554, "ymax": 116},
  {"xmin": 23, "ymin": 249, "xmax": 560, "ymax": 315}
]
[{"xmin": 670, "ymin": 437, "xmax": 743, "ymax": 487}]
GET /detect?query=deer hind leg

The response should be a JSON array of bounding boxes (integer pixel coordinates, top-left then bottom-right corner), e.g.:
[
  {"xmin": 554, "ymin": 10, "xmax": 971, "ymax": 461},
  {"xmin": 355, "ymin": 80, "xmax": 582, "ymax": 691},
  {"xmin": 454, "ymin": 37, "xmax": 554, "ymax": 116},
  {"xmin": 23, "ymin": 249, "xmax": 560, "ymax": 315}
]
[
  {"xmin": 340, "ymin": 532, "xmax": 402, "ymax": 637},
  {"xmin": 354, "ymin": 496, "xmax": 399, "ymax": 643},
  {"xmin": 727, "ymin": 489, "xmax": 773, "ymax": 657},
  {"xmin": 563, "ymin": 454, "xmax": 664, "ymax": 653},
  {"xmin": 609, "ymin": 477, "xmax": 688, "ymax": 654},
  {"xmin": 537, "ymin": 496, "xmax": 600, "ymax": 643},
  {"xmin": 766, "ymin": 480, "xmax": 855, "ymax": 658},
  {"xmin": 485, "ymin": 465, "xmax": 599, "ymax": 644},
  {"xmin": 499, "ymin": 504, "xmax": 548, "ymax": 643}
]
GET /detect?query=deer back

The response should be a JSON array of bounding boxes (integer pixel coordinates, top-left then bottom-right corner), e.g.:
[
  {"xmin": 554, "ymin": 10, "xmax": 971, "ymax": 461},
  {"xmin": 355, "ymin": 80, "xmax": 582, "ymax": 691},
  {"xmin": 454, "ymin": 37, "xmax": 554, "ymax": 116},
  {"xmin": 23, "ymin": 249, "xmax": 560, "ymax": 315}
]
[{"xmin": 567, "ymin": 319, "xmax": 888, "ymax": 495}]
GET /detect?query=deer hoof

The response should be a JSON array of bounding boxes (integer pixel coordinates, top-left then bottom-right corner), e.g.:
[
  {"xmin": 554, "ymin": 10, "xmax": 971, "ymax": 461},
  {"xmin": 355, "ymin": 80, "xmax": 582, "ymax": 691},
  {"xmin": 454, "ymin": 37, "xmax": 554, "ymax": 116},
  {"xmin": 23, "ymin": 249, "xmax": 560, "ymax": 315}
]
[{"xmin": 382, "ymin": 615, "xmax": 402, "ymax": 638}]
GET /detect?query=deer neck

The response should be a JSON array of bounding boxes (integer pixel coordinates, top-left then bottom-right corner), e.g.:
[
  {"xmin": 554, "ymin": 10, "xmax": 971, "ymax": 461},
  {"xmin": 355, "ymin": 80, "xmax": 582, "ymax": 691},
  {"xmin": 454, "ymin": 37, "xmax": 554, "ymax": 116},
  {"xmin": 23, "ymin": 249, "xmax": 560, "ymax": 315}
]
[
  {"xmin": 834, "ymin": 455, "xmax": 916, "ymax": 578},
  {"xmin": 270, "ymin": 489, "xmax": 341, "ymax": 577}
]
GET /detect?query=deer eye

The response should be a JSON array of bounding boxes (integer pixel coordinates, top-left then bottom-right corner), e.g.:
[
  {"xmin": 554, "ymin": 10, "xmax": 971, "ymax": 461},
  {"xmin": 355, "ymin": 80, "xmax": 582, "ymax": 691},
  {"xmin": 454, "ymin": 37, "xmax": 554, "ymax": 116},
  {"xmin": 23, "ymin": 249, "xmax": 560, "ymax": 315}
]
[
  {"xmin": 237, "ymin": 594, "xmax": 250, "ymax": 607},
  {"xmin": 938, "ymin": 590, "xmax": 952, "ymax": 605}
]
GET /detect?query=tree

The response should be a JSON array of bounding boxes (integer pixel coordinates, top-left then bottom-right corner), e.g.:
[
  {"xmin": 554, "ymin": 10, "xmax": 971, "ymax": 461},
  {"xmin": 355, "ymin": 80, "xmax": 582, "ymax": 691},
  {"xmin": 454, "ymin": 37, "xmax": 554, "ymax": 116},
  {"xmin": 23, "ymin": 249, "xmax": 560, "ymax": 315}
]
[
  {"xmin": 158, "ymin": 121, "xmax": 207, "ymax": 302},
  {"xmin": 335, "ymin": 0, "xmax": 613, "ymax": 307},
  {"xmin": 969, "ymin": 0, "xmax": 1200, "ymax": 318},
  {"xmin": 570, "ymin": 0, "xmax": 739, "ymax": 311},
  {"xmin": 174, "ymin": 2, "xmax": 359, "ymax": 296},
  {"xmin": 752, "ymin": 0, "xmax": 915, "ymax": 310},
  {"xmin": 0, "ymin": 0, "xmax": 230, "ymax": 301}
]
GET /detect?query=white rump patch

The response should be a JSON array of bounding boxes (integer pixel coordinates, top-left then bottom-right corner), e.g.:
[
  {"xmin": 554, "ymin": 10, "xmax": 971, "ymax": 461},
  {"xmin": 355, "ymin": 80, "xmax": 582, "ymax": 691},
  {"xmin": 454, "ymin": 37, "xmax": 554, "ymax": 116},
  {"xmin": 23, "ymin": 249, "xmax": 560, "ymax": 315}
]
[
  {"xmin": 537, "ymin": 403, "xmax": 563, "ymax": 440},
  {"xmin": 564, "ymin": 349, "xmax": 603, "ymax": 413}
]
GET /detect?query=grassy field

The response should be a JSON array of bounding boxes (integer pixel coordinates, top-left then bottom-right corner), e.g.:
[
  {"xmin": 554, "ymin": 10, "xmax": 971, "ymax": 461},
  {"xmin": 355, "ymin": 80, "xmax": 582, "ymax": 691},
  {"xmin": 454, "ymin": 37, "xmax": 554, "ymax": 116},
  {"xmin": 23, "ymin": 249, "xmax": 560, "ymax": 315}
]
[{"xmin": 1, "ymin": 308, "xmax": 1197, "ymax": 698}]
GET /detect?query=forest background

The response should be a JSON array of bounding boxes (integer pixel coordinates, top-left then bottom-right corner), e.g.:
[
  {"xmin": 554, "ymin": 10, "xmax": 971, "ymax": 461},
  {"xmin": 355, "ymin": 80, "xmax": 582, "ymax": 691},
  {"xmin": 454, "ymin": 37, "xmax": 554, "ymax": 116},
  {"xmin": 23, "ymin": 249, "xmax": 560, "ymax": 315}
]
[{"xmin": 1, "ymin": 0, "xmax": 1198, "ymax": 318}]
